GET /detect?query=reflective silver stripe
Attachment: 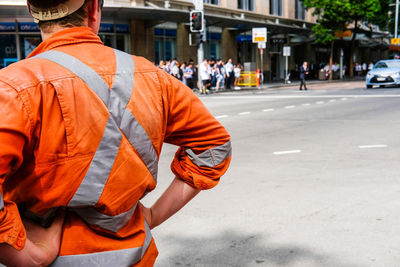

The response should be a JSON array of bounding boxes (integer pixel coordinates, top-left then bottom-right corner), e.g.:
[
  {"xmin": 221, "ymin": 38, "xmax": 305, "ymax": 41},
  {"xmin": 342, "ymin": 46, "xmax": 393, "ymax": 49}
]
[
  {"xmin": 34, "ymin": 50, "xmax": 158, "ymax": 232},
  {"xmin": 0, "ymin": 193, "xmax": 4, "ymax": 210},
  {"xmin": 34, "ymin": 51, "xmax": 110, "ymax": 105},
  {"xmin": 51, "ymin": 222, "xmax": 153, "ymax": 267},
  {"xmin": 73, "ymin": 203, "xmax": 137, "ymax": 233},
  {"xmin": 120, "ymin": 111, "xmax": 159, "ymax": 181},
  {"xmin": 69, "ymin": 117, "xmax": 122, "ymax": 207},
  {"xmin": 186, "ymin": 140, "xmax": 232, "ymax": 168}
]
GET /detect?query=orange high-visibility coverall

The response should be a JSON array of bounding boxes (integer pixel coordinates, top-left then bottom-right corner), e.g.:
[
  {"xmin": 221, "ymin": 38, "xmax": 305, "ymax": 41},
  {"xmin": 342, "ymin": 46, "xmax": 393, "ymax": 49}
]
[{"xmin": 0, "ymin": 27, "xmax": 231, "ymax": 266}]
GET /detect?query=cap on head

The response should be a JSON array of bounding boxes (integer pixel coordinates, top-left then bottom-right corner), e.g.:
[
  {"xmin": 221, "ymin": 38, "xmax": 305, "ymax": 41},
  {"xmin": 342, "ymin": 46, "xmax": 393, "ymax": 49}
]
[{"xmin": 28, "ymin": 0, "xmax": 85, "ymax": 23}]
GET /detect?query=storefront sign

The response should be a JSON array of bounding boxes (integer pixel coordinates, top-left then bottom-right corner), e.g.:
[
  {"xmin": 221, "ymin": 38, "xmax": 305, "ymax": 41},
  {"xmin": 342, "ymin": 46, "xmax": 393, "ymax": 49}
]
[
  {"xmin": 18, "ymin": 22, "xmax": 39, "ymax": 32},
  {"xmin": 252, "ymin": 27, "xmax": 267, "ymax": 43},
  {"xmin": 237, "ymin": 35, "xmax": 252, "ymax": 43},
  {"xmin": 99, "ymin": 23, "xmax": 114, "ymax": 33},
  {"xmin": 0, "ymin": 22, "xmax": 16, "ymax": 32},
  {"xmin": 116, "ymin": 24, "xmax": 129, "ymax": 33}
]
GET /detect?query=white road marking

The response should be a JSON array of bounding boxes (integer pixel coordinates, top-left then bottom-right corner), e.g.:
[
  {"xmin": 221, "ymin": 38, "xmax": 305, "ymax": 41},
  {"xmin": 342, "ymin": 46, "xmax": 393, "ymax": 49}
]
[
  {"xmin": 316, "ymin": 101, "xmax": 325, "ymax": 104},
  {"xmin": 215, "ymin": 115, "xmax": 229, "ymax": 119},
  {"xmin": 209, "ymin": 95, "xmax": 400, "ymax": 100},
  {"xmin": 341, "ymin": 97, "xmax": 348, "ymax": 100},
  {"xmin": 285, "ymin": 105, "xmax": 296, "ymax": 109},
  {"xmin": 302, "ymin": 103, "xmax": 311, "ymax": 106},
  {"xmin": 359, "ymin": 145, "xmax": 388, "ymax": 149},
  {"xmin": 263, "ymin": 108, "xmax": 274, "ymax": 112},
  {"xmin": 273, "ymin": 150, "xmax": 302, "ymax": 155},
  {"xmin": 329, "ymin": 99, "xmax": 336, "ymax": 102},
  {"xmin": 239, "ymin": 112, "xmax": 251, "ymax": 115}
]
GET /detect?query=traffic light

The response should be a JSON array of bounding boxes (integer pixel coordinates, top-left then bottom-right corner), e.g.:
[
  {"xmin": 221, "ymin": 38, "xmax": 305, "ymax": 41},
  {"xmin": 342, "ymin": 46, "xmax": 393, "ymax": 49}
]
[{"xmin": 190, "ymin": 10, "xmax": 204, "ymax": 32}]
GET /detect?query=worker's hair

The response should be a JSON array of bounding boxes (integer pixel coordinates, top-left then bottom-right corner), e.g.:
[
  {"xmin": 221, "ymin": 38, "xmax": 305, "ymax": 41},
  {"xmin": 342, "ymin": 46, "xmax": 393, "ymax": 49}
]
[{"xmin": 27, "ymin": 0, "xmax": 103, "ymax": 33}]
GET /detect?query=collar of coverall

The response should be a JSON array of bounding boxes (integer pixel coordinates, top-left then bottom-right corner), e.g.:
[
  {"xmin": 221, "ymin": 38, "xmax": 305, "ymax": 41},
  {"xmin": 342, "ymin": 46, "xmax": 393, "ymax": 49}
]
[{"xmin": 28, "ymin": 0, "xmax": 85, "ymax": 23}]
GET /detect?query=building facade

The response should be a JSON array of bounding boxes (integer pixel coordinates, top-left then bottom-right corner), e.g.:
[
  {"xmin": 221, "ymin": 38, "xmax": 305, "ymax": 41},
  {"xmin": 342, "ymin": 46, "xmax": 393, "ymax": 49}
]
[{"xmin": 0, "ymin": 0, "xmax": 390, "ymax": 81}]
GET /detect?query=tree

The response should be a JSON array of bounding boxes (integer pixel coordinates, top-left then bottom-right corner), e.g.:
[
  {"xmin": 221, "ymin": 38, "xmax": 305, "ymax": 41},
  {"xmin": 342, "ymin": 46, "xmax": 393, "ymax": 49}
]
[
  {"xmin": 302, "ymin": 0, "xmax": 347, "ymax": 80},
  {"xmin": 302, "ymin": 0, "xmax": 384, "ymax": 78}
]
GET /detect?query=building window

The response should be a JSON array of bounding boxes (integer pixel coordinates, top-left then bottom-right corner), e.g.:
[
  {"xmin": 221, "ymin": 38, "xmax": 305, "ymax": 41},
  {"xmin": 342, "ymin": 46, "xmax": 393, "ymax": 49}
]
[
  {"xmin": 238, "ymin": 0, "xmax": 254, "ymax": 11},
  {"xmin": 270, "ymin": 0, "xmax": 283, "ymax": 16},
  {"xmin": 204, "ymin": 0, "xmax": 218, "ymax": 4},
  {"xmin": 295, "ymin": 0, "xmax": 306, "ymax": 20}
]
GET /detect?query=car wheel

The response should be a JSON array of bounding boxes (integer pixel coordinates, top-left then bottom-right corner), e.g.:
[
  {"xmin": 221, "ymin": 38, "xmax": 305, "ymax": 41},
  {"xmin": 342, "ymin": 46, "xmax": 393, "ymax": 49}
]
[
  {"xmin": 366, "ymin": 85, "xmax": 372, "ymax": 88},
  {"xmin": 379, "ymin": 85, "xmax": 385, "ymax": 88}
]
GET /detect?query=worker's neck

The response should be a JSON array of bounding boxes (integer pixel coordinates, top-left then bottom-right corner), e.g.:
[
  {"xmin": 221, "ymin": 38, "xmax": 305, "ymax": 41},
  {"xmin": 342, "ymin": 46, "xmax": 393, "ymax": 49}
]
[{"xmin": 40, "ymin": 20, "xmax": 90, "ymax": 41}]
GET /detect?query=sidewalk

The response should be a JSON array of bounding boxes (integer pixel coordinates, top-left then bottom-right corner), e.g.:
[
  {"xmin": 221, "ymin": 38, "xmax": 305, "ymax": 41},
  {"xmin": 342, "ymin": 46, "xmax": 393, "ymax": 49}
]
[{"xmin": 206, "ymin": 78, "xmax": 366, "ymax": 94}]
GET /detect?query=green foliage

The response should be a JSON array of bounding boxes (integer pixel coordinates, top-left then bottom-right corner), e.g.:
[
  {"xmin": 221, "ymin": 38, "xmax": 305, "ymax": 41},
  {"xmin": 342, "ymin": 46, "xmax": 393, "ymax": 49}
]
[{"xmin": 302, "ymin": 0, "xmax": 385, "ymax": 44}]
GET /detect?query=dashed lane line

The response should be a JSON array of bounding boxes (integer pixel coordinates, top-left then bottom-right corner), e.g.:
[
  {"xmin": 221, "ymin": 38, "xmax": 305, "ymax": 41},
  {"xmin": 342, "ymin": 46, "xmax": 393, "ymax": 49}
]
[
  {"xmin": 302, "ymin": 103, "xmax": 311, "ymax": 106},
  {"xmin": 359, "ymin": 144, "xmax": 388, "ymax": 149},
  {"xmin": 215, "ymin": 115, "xmax": 229, "ymax": 119},
  {"xmin": 285, "ymin": 105, "xmax": 296, "ymax": 109},
  {"xmin": 239, "ymin": 112, "xmax": 251, "ymax": 116},
  {"xmin": 316, "ymin": 101, "xmax": 325, "ymax": 104},
  {"xmin": 273, "ymin": 150, "xmax": 302, "ymax": 155},
  {"xmin": 263, "ymin": 108, "xmax": 275, "ymax": 112}
]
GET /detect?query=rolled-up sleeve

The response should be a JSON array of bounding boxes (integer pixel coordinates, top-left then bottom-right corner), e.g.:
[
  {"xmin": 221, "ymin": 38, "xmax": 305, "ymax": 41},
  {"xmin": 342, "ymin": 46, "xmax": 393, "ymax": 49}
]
[
  {"xmin": 0, "ymin": 82, "xmax": 30, "ymax": 250},
  {"xmin": 160, "ymin": 71, "xmax": 231, "ymax": 190}
]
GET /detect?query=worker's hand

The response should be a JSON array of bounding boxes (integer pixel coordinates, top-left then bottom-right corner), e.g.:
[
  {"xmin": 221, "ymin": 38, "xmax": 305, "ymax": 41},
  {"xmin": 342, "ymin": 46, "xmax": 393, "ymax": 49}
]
[
  {"xmin": 22, "ymin": 209, "xmax": 65, "ymax": 266},
  {"xmin": 138, "ymin": 203, "xmax": 153, "ymax": 229}
]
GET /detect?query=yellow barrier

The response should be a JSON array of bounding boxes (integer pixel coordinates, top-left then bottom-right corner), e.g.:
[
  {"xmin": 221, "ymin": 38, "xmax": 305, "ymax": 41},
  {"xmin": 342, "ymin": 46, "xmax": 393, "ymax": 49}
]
[{"xmin": 237, "ymin": 71, "xmax": 258, "ymax": 87}]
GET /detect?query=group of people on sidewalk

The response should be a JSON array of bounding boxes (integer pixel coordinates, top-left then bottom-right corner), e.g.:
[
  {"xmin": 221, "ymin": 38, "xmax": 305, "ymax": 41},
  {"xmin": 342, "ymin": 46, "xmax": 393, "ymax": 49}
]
[{"xmin": 156, "ymin": 58, "xmax": 243, "ymax": 94}]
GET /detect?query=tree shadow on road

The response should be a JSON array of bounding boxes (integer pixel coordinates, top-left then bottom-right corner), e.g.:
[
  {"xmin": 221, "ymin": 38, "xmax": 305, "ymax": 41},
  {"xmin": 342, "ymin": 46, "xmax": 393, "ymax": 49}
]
[{"xmin": 154, "ymin": 230, "xmax": 357, "ymax": 267}]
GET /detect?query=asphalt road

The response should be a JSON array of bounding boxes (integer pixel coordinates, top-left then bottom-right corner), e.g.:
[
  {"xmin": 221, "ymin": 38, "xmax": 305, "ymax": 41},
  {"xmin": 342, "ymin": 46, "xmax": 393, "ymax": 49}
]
[{"xmin": 142, "ymin": 81, "xmax": 400, "ymax": 267}]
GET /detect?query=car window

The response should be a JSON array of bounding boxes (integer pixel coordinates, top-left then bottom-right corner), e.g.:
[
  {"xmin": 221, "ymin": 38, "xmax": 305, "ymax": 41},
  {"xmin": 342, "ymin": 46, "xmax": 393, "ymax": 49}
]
[
  {"xmin": 374, "ymin": 62, "xmax": 387, "ymax": 68},
  {"xmin": 373, "ymin": 61, "xmax": 400, "ymax": 69}
]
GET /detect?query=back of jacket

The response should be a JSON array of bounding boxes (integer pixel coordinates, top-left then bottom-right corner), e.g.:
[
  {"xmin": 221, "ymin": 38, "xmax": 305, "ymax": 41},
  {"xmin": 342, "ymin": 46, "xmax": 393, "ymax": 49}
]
[{"xmin": 0, "ymin": 27, "xmax": 231, "ymax": 266}]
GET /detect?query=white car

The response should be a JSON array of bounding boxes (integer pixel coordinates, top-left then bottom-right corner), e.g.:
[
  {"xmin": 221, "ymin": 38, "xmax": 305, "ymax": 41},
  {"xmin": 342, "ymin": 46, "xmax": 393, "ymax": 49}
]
[{"xmin": 366, "ymin": 60, "xmax": 400, "ymax": 88}]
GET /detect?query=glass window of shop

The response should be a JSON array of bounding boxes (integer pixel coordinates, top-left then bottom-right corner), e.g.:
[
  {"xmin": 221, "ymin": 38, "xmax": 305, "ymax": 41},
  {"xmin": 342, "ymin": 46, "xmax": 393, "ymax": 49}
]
[
  {"xmin": 238, "ymin": 0, "xmax": 254, "ymax": 11},
  {"xmin": 98, "ymin": 23, "xmax": 130, "ymax": 52},
  {"xmin": 0, "ymin": 22, "xmax": 129, "ymax": 69},
  {"xmin": 203, "ymin": 32, "xmax": 222, "ymax": 60},
  {"xmin": 154, "ymin": 28, "xmax": 177, "ymax": 64},
  {"xmin": 0, "ymin": 22, "xmax": 41, "ymax": 69},
  {"xmin": 270, "ymin": 0, "xmax": 283, "ymax": 16}
]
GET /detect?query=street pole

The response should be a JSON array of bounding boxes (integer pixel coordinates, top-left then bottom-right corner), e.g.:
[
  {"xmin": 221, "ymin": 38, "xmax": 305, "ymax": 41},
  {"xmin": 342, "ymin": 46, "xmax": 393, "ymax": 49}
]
[
  {"xmin": 260, "ymin": 48, "xmax": 264, "ymax": 85},
  {"xmin": 285, "ymin": 55, "xmax": 288, "ymax": 84},
  {"xmin": 340, "ymin": 48, "xmax": 343, "ymax": 80},
  {"xmin": 396, "ymin": 0, "xmax": 399, "ymax": 39},
  {"xmin": 197, "ymin": 37, "xmax": 204, "ymax": 91}
]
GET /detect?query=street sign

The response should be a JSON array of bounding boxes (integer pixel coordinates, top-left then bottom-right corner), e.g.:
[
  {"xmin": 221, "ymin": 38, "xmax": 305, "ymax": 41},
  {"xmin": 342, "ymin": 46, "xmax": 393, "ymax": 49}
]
[
  {"xmin": 391, "ymin": 38, "xmax": 400, "ymax": 45},
  {"xmin": 258, "ymin": 42, "xmax": 266, "ymax": 49},
  {"xmin": 192, "ymin": 0, "xmax": 203, "ymax": 10},
  {"xmin": 252, "ymin": 27, "xmax": 267, "ymax": 43},
  {"xmin": 283, "ymin": 46, "xmax": 291, "ymax": 56}
]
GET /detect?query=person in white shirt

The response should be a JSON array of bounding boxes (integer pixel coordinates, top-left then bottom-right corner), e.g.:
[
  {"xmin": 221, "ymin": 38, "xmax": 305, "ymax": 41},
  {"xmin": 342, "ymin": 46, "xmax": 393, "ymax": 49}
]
[
  {"xmin": 233, "ymin": 63, "xmax": 242, "ymax": 89},
  {"xmin": 225, "ymin": 58, "xmax": 234, "ymax": 89},
  {"xmin": 199, "ymin": 59, "xmax": 211, "ymax": 94}
]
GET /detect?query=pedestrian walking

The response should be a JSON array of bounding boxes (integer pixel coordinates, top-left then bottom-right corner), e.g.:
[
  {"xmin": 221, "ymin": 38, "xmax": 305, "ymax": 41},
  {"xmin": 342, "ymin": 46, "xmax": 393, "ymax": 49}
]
[
  {"xmin": 0, "ymin": 0, "xmax": 232, "ymax": 266},
  {"xmin": 299, "ymin": 61, "xmax": 309, "ymax": 90}
]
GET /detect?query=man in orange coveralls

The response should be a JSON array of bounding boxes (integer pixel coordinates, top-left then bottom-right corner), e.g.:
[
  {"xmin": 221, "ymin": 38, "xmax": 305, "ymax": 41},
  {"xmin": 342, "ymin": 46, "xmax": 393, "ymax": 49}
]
[{"xmin": 0, "ymin": 0, "xmax": 232, "ymax": 266}]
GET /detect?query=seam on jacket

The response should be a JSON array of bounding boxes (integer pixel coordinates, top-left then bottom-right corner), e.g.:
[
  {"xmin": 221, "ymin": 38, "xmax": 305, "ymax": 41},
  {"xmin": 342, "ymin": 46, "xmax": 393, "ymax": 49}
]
[{"xmin": 0, "ymin": 80, "xmax": 35, "ymax": 137}]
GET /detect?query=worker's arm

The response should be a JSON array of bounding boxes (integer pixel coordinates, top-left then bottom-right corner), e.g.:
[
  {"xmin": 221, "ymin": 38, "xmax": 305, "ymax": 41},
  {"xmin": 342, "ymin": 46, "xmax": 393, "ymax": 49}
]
[
  {"xmin": 140, "ymin": 177, "xmax": 200, "ymax": 229},
  {"xmin": 0, "ymin": 213, "xmax": 65, "ymax": 267},
  {"xmin": 0, "ymin": 83, "xmax": 64, "ymax": 266}
]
